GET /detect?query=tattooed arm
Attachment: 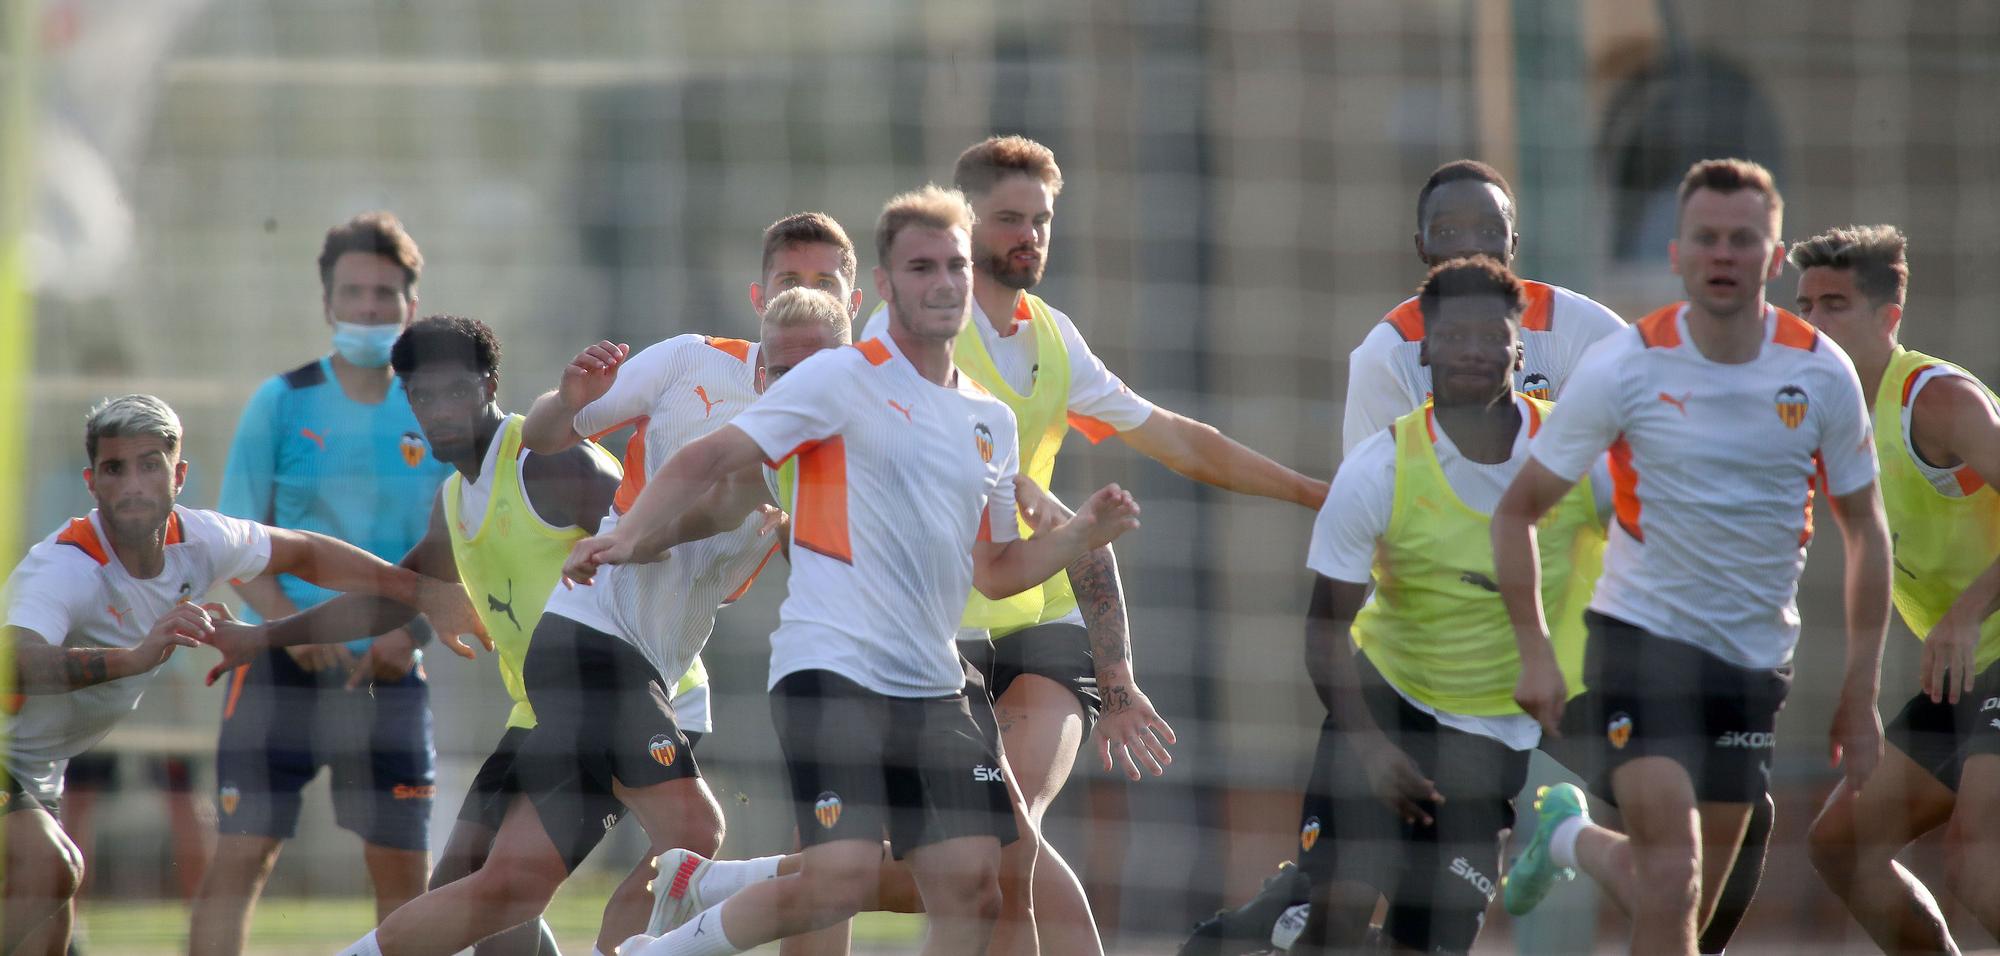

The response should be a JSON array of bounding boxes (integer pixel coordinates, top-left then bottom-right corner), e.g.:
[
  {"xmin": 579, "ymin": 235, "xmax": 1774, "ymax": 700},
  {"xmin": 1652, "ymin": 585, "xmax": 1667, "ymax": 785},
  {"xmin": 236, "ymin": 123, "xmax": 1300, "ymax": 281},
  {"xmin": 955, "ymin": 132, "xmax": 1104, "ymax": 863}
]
[
  {"xmin": 10, "ymin": 603, "xmax": 216, "ymax": 694},
  {"xmin": 1062, "ymin": 519, "xmax": 1179, "ymax": 781}
]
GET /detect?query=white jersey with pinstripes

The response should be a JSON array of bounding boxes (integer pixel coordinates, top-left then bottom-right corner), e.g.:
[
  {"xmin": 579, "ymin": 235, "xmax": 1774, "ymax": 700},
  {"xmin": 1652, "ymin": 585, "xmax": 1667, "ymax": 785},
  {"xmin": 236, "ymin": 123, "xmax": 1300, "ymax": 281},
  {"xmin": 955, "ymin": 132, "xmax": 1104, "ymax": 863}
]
[
  {"xmin": 1528, "ymin": 303, "xmax": 1877, "ymax": 669},
  {"xmin": 540, "ymin": 333, "xmax": 782, "ymax": 700},
  {"xmin": 732, "ymin": 333, "xmax": 1025, "ymax": 697},
  {"xmin": 1343, "ymin": 280, "xmax": 1627, "ymax": 455},
  {"xmin": 4, "ymin": 507, "xmax": 271, "ymax": 803}
]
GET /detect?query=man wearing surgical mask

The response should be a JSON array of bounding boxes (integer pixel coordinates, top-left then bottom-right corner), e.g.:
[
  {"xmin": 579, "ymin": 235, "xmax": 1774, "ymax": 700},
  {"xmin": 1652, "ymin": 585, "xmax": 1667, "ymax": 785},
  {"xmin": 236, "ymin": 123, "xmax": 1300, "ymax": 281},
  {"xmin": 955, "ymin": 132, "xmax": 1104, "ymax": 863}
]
[{"xmin": 189, "ymin": 212, "xmax": 456, "ymax": 956}]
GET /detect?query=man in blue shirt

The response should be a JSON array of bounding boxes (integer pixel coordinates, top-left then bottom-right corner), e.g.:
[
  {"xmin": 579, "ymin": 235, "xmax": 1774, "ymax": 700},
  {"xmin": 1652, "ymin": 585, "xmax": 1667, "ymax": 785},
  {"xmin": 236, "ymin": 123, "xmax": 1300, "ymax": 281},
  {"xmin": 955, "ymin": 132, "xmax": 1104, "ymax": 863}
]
[{"xmin": 188, "ymin": 212, "xmax": 455, "ymax": 956}]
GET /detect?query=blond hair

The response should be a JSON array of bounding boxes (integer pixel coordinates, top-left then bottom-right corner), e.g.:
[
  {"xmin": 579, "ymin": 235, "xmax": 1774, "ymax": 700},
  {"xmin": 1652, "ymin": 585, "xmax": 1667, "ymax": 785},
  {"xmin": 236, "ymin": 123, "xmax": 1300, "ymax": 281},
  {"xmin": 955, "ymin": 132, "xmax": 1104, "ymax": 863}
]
[
  {"xmin": 874, "ymin": 184, "xmax": 974, "ymax": 265},
  {"xmin": 760, "ymin": 287, "xmax": 852, "ymax": 345}
]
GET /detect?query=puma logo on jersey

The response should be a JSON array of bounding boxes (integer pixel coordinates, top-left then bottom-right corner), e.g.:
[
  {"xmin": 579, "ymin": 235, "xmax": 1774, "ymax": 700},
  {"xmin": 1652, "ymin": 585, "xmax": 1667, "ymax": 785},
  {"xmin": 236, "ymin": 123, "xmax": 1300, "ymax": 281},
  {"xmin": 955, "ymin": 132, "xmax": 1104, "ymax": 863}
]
[
  {"xmin": 694, "ymin": 386, "xmax": 724, "ymax": 418},
  {"xmin": 487, "ymin": 579, "xmax": 517, "ymax": 630},
  {"xmin": 887, "ymin": 399, "xmax": 913, "ymax": 422},
  {"xmin": 1459, "ymin": 571, "xmax": 1499, "ymax": 593},
  {"xmin": 1657, "ymin": 391, "xmax": 1692, "ymax": 416},
  {"xmin": 105, "ymin": 604, "xmax": 130, "ymax": 625},
  {"xmin": 300, "ymin": 427, "xmax": 327, "ymax": 450}
]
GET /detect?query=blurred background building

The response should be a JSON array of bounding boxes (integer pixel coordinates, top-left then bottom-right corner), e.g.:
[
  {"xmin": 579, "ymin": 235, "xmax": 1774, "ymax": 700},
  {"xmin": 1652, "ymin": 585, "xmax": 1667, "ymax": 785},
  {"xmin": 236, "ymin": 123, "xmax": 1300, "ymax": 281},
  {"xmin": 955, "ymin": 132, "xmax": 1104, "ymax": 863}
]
[{"xmin": 6, "ymin": 0, "xmax": 1999, "ymax": 951}]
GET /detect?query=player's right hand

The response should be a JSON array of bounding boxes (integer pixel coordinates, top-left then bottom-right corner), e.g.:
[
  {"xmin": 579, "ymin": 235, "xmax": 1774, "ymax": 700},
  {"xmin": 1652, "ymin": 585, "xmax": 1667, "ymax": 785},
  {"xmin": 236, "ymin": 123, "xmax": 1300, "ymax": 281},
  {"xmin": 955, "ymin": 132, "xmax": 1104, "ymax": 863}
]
[
  {"xmin": 1922, "ymin": 596, "xmax": 1981, "ymax": 704},
  {"xmin": 1513, "ymin": 642, "xmax": 1568, "ymax": 738},
  {"xmin": 559, "ymin": 341, "xmax": 631, "ymax": 410},
  {"xmin": 135, "ymin": 602, "xmax": 216, "ymax": 671},
  {"xmin": 204, "ymin": 604, "xmax": 271, "ymax": 685},
  {"xmin": 1075, "ymin": 483, "xmax": 1141, "ymax": 549},
  {"xmin": 1356, "ymin": 733, "xmax": 1442, "ymax": 826},
  {"xmin": 414, "ymin": 576, "xmax": 491, "ymax": 658},
  {"xmin": 563, "ymin": 534, "xmax": 635, "ymax": 588}
]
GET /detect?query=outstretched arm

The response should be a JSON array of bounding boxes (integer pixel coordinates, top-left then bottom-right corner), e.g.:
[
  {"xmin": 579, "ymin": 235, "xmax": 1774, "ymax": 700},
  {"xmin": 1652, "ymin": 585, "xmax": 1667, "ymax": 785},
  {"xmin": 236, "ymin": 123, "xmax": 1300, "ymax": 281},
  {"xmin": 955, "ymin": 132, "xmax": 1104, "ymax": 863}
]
[
  {"xmin": 1492, "ymin": 457, "xmax": 1580, "ymax": 736},
  {"xmin": 1303, "ymin": 574, "xmax": 1440, "ymax": 824},
  {"xmin": 1118, "ymin": 407, "xmax": 1327, "ymax": 509},
  {"xmin": 561, "ymin": 425, "xmax": 769, "ymax": 584},
  {"xmin": 972, "ymin": 485, "xmax": 1141, "ymax": 601}
]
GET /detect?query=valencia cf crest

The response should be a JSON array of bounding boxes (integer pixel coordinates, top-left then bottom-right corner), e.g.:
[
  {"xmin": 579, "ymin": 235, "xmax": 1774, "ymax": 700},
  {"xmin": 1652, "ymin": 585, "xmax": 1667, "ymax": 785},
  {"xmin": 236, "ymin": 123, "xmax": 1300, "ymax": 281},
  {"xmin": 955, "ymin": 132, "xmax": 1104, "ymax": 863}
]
[
  {"xmin": 219, "ymin": 784, "xmax": 241, "ymax": 816},
  {"xmin": 400, "ymin": 431, "xmax": 428, "ymax": 467},
  {"xmin": 1607, "ymin": 713, "xmax": 1634, "ymax": 750},
  {"xmin": 648, "ymin": 734, "xmax": 678, "ymax": 768},
  {"xmin": 814, "ymin": 791, "xmax": 843, "ymax": 829},
  {"xmin": 1774, "ymin": 386, "xmax": 1808, "ymax": 429},
  {"xmin": 1521, "ymin": 372, "xmax": 1552, "ymax": 401},
  {"xmin": 1300, "ymin": 816, "xmax": 1322, "ymax": 852},
  {"xmin": 973, "ymin": 423, "xmax": 995, "ymax": 464}
]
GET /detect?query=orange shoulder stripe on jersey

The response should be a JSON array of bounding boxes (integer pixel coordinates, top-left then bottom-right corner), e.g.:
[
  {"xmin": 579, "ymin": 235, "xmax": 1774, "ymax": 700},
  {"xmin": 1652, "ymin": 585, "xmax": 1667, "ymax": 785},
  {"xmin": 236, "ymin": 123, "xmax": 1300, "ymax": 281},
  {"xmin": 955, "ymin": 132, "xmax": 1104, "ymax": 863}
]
[
  {"xmin": 1608, "ymin": 435, "xmax": 1644, "ymax": 542},
  {"xmin": 1424, "ymin": 405, "xmax": 1438, "ymax": 442},
  {"xmin": 610, "ymin": 416, "xmax": 651, "ymax": 515},
  {"xmin": 163, "ymin": 512, "xmax": 185, "ymax": 546},
  {"xmin": 1067, "ymin": 412, "xmax": 1118, "ymax": 445},
  {"xmin": 1634, "ymin": 304, "xmax": 1682, "ymax": 349},
  {"xmin": 1384, "ymin": 300, "xmax": 1425, "ymax": 342},
  {"xmin": 704, "ymin": 336, "xmax": 753, "ymax": 363},
  {"xmin": 854, "ymin": 339, "xmax": 893, "ymax": 366},
  {"xmin": 722, "ymin": 539, "xmax": 784, "ymax": 605},
  {"xmin": 1801, "ymin": 453, "xmax": 1825, "ymax": 546},
  {"xmin": 1524, "ymin": 399, "xmax": 1545, "ymax": 437},
  {"xmin": 792, "ymin": 437, "xmax": 852, "ymax": 564},
  {"xmin": 1901, "ymin": 363, "xmax": 1939, "ymax": 407},
  {"xmin": 55, "ymin": 518, "xmax": 110, "ymax": 566},
  {"xmin": 1521, "ymin": 281, "xmax": 1556, "ymax": 332},
  {"xmin": 1771, "ymin": 308, "xmax": 1819, "ymax": 352}
]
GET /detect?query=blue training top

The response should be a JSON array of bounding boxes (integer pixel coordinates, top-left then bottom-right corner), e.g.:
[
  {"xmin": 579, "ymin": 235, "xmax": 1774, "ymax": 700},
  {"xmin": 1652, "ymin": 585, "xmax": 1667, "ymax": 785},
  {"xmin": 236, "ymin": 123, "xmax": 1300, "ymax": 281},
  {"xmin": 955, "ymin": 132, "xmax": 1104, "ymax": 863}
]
[{"xmin": 217, "ymin": 356, "xmax": 452, "ymax": 649}]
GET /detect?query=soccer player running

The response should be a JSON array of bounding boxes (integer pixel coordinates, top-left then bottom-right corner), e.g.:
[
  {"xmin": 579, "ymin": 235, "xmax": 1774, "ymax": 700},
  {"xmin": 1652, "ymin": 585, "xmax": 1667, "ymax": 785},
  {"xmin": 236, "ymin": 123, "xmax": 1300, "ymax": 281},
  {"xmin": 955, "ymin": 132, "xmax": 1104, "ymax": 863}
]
[
  {"xmin": 333, "ymin": 220, "xmax": 856, "ymax": 956},
  {"xmin": 1493, "ymin": 160, "xmax": 1894, "ymax": 956},
  {"xmin": 1294, "ymin": 257, "xmax": 1607, "ymax": 955},
  {"xmin": 856, "ymin": 136, "xmax": 1323, "ymax": 953},
  {"xmin": 2, "ymin": 395, "xmax": 482, "ymax": 956},
  {"xmin": 597, "ymin": 185, "xmax": 1140, "ymax": 956},
  {"xmin": 201, "ymin": 314, "xmax": 710, "ymax": 955},
  {"xmin": 191, "ymin": 213, "xmax": 456, "ymax": 956},
  {"xmin": 1792, "ymin": 225, "xmax": 2000, "ymax": 953}
]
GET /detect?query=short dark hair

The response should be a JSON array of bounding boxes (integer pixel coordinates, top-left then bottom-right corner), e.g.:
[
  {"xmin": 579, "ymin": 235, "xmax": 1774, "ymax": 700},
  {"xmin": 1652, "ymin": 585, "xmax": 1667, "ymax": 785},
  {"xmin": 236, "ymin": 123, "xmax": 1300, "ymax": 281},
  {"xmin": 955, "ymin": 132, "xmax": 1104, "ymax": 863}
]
[
  {"xmin": 1787, "ymin": 225, "xmax": 1909, "ymax": 308},
  {"xmin": 391, "ymin": 315, "xmax": 501, "ymax": 378},
  {"xmin": 761, "ymin": 212, "xmax": 858, "ymax": 288},
  {"xmin": 1416, "ymin": 255, "xmax": 1527, "ymax": 324},
  {"xmin": 1676, "ymin": 158, "xmax": 1783, "ymax": 227},
  {"xmin": 953, "ymin": 135, "xmax": 1064, "ymax": 199},
  {"xmin": 317, "ymin": 212, "xmax": 423, "ymax": 298},
  {"xmin": 1416, "ymin": 160, "xmax": 1516, "ymax": 227}
]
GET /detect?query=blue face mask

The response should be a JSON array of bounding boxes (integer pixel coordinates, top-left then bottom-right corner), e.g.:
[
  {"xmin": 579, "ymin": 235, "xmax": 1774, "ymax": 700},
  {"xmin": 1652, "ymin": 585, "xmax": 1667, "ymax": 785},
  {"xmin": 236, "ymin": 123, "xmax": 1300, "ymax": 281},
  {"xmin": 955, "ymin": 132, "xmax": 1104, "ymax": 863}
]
[{"xmin": 332, "ymin": 321, "xmax": 402, "ymax": 368}]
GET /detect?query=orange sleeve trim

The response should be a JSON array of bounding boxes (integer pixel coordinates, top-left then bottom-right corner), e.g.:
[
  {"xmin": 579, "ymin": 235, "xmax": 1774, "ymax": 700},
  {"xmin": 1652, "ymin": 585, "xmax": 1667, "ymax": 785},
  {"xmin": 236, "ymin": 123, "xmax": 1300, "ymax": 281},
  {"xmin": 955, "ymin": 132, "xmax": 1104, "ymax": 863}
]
[
  {"xmin": 610, "ymin": 416, "xmax": 651, "ymax": 515},
  {"xmin": 1771, "ymin": 308, "xmax": 1819, "ymax": 352},
  {"xmin": 704, "ymin": 336, "xmax": 753, "ymax": 363},
  {"xmin": 55, "ymin": 518, "xmax": 110, "ymax": 566},
  {"xmin": 1956, "ymin": 467, "xmax": 1989, "ymax": 496},
  {"xmin": 222, "ymin": 665, "xmax": 250, "ymax": 720},
  {"xmin": 1521, "ymin": 281, "xmax": 1556, "ymax": 332},
  {"xmin": 584, "ymin": 416, "xmax": 644, "ymax": 443},
  {"xmin": 1801, "ymin": 453, "xmax": 1826, "ymax": 546},
  {"xmin": 1635, "ymin": 304, "xmax": 1682, "ymax": 349},
  {"xmin": 764, "ymin": 437, "xmax": 824, "ymax": 469},
  {"xmin": 978, "ymin": 506, "xmax": 994, "ymax": 542},
  {"xmin": 1067, "ymin": 412, "xmax": 1119, "ymax": 445},
  {"xmin": 163, "ymin": 512, "xmax": 185, "ymax": 546},
  {"xmin": 792, "ymin": 437, "xmax": 853, "ymax": 565},
  {"xmin": 1608, "ymin": 435, "xmax": 1644, "ymax": 542},
  {"xmin": 855, "ymin": 339, "xmax": 893, "ymax": 366},
  {"xmin": 1384, "ymin": 300, "xmax": 1426, "ymax": 342},
  {"xmin": 1901, "ymin": 363, "xmax": 1939, "ymax": 407},
  {"xmin": 722, "ymin": 539, "xmax": 783, "ymax": 605}
]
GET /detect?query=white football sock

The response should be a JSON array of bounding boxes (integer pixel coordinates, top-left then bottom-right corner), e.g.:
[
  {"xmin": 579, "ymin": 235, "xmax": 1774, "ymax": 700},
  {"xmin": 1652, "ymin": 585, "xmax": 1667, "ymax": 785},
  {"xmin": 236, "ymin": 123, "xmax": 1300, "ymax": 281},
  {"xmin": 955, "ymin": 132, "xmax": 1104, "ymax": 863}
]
[
  {"xmin": 337, "ymin": 930, "xmax": 384, "ymax": 956},
  {"xmin": 1550, "ymin": 814, "xmax": 1589, "ymax": 869},
  {"xmin": 636, "ymin": 901, "xmax": 740, "ymax": 956},
  {"xmin": 698, "ymin": 854, "xmax": 783, "ymax": 902}
]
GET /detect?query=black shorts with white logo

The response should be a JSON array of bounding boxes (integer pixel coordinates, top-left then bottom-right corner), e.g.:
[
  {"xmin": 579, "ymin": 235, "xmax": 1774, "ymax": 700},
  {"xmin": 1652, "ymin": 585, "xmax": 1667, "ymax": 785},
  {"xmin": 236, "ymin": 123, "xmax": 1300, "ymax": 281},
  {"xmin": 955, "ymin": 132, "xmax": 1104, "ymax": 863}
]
[
  {"xmin": 771, "ymin": 669, "xmax": 1017, "ymax": 859},
  {"xmin": 961, "ymin": 621, "xmax": 1102, "ymax": 729},
  {"xmin": 457, "ymin": 724, "xmax": 704, "ymax": 835},
  {"xmin": 1562, "ymin": 611, "xmax": 1792, "ymax": 805},
  {"xmin": 513, "ymin": 614, "xmax": 701, "ymax": 872},
  {"xmin": 1296, "ymin": 652, "xmax": 1528, "ymax": 956},
  {"xmin": 1886, "ymin": 656, "xmax": 2000, "ymax": 791}
]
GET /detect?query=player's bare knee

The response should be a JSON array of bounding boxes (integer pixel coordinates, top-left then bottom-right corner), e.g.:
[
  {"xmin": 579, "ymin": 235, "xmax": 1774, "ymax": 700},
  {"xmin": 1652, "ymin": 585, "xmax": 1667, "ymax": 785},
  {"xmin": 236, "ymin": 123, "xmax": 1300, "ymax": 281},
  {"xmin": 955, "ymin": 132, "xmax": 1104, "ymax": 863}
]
[
  {"xmin": 1805, "ymin": 793, "xmax": 1858, "ymax": 882},
  {"xmin": 467, "ymin": 851, "xmax": 566, "ymax": 919}
]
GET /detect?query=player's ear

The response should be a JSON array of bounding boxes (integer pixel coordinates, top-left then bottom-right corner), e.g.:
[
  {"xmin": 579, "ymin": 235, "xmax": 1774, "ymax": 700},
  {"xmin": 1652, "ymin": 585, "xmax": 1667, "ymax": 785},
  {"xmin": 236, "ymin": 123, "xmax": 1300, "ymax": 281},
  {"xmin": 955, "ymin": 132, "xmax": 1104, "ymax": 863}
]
[
  {"xmin": 1765, "ymin": 243, "xmax": 1786, "ymax": 281},
  {"xmin": 848, "ymin": 287, "xmax": 864, "ymax": 317},
  {"xmin": 1515, "ymin": 342, "xmax": 1526, "ymax": 371},
  {"xmin": 1509, "ymin": 231, "xmax": 1521, "ymax": 261},
  {"xmin": 1668, "ymin": 239, "xmax": 1682, "ymax": 276},
  {"xmin": 1881, "ymin": 302, "xmax": 1904, "ymax": 337},
  {"xmin": 174, "ymin": 460, "xmax": 189, "ymax": 492},
  {"xmin": 1417, "ymin": 340, "xmax": 1430, "ymax": 368},
  {"xmin": 82, "ymin": 466, "xmax": 95, "ymax": 494},
  {"xmin": 873, "ymin": 266, "xmax": 892, "ymax": 305},
  {"xmin": 748, "ymin": 282, "xmax": 768, "ymax": 316},
  {"xmin": 483, "ymin": 371, "xmax": 499, "ymax": 403},
  {"xmin": 1412, "ymin": 231, "xmax": 1425, "ymax": 261},
  {"xmin": 754, "ymin": 364, "xmax": 769, "ymax": 394}
]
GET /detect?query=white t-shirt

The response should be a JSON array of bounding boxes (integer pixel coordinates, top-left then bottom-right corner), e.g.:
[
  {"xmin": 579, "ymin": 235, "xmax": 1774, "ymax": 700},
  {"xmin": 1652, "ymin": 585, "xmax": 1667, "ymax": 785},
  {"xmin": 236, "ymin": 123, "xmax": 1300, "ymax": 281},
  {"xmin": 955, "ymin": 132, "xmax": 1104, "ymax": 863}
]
[
  {"xmin": 1308, "ymin": 396, "xmax": 1611, "ymax": 750},
  {"xmin": 732, "ymin": 333, "xmax": 1025, "ymax": 697},
  {"xmin": 1343, "ymin": 280, "xmax": 1627, "ymax": 455},
  {"xmin": 4, "ymin": 507, "xmax": 271, "ymax": 803},
  {"xmin": 1900, "ymin": 365, "xmax": 1995, "ymax": 497},
  {"xmin": 541, "ymin": 334, "xmax": 780, "ymax": 708},
  {"xmin": 1529, "ymin": 304, "xmax": 1877, "ymax": 669}
]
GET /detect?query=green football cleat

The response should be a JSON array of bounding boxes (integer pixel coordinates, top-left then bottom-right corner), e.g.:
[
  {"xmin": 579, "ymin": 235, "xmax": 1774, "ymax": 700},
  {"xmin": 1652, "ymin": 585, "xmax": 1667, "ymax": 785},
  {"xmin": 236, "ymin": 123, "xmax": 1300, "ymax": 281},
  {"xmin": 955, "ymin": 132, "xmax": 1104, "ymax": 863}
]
[{"xmin": 1502, "ymin": 782, "xmax": 1586, "ymax": 917}]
